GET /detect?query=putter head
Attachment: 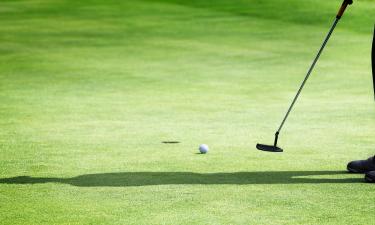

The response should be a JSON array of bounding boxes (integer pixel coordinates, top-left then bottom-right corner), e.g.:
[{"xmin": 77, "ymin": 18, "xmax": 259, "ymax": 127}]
[{"xmin": 256, "ymin": 143, "xmax": 283, "ymax": 152}]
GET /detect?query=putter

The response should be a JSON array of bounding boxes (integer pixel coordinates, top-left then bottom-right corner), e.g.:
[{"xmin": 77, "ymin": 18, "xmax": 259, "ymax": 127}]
[{"xmin": 257, "ymin": 0, "xmax": 353, "ymax": 152}]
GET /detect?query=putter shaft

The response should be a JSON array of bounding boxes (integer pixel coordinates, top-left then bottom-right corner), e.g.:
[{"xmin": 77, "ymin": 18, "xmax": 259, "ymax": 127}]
[{"xmin": 276, "ymin": 18, "xmax": 340, "ymax": 134}]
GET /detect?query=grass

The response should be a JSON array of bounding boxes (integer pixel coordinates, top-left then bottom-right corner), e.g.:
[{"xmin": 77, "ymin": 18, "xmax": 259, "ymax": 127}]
[{"xmin": 0, "ymin": 0, "xmax": 374, "ymax": 224}]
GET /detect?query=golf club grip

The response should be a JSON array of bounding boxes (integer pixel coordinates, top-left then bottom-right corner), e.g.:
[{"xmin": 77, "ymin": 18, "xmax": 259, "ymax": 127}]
[{"xmin": 336, "ymin": 0, "xmax": 353, "ymax": 19}]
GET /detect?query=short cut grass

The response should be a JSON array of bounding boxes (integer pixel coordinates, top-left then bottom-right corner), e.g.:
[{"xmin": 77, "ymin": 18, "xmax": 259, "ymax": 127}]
[{"xmin": 0, "ymin": 0, "xmax": 374, "ymax": 224}]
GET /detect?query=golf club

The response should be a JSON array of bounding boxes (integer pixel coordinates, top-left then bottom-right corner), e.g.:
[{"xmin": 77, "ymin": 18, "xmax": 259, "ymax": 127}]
[{"xmin": 257, "ymin": 0, "xmax": 353, "ymax": 152}]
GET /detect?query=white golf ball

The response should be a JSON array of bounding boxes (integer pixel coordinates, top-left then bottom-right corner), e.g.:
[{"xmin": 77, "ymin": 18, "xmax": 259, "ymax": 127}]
[{"xmin": 199, "ymin": 144, "xmax": 209, "ymax": 154}]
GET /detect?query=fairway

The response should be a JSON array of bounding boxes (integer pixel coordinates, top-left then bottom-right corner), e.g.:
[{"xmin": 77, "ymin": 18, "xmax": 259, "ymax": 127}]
[{"xmin": 0, "ymin": 0, "xmax": 374, "ymax": 224}]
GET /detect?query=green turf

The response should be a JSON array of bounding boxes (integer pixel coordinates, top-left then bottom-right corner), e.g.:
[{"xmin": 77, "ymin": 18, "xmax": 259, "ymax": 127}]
[{"xmin": 0, "ymin": 0, "xmax": 374, "ymax": 224}]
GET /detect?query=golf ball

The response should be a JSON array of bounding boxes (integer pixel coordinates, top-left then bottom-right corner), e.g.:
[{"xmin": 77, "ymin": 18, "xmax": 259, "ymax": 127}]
[{"xmin": 199, "ymin": 144, "xmax": 209, "ymax": 154}]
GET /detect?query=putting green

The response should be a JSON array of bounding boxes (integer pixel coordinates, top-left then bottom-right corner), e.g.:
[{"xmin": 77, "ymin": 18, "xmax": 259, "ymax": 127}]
[{"xmin": 0, "ymin": 0, "xmax": 374, "ymax": 224}]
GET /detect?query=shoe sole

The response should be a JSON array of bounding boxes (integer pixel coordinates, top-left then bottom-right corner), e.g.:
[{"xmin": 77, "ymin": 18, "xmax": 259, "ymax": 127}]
[{"xmin": 347, "ymin": 167, "xmax": 364, "ymax": 173}]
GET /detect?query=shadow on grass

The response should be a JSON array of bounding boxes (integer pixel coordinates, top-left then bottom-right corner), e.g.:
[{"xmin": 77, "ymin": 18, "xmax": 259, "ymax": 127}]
[{"xmin": 0, "ymin": 171, "xmax": 362, "ymax": 187}]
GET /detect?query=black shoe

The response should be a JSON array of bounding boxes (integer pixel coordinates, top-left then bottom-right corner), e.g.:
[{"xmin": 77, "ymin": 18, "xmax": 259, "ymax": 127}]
[
  {"xmin": 347, "ymin": 156, "xmax": 375, "ymax": 173},
  {"xmin": 365, "ymin": 171, "xmax": 375, "ymax": 183}
]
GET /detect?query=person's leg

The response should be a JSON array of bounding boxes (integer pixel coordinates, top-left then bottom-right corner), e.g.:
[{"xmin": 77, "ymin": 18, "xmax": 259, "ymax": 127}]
[
  {"xmin": 369, "ymin": 26, "xmax": 375, "ymax": 183},
  {"xmin": 373, "ymin": 24, "xmax": 375, "ymax": 98},
  {"xmin": 346, "ymin": 26, "xmax": 375, "ymax": 183}
]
